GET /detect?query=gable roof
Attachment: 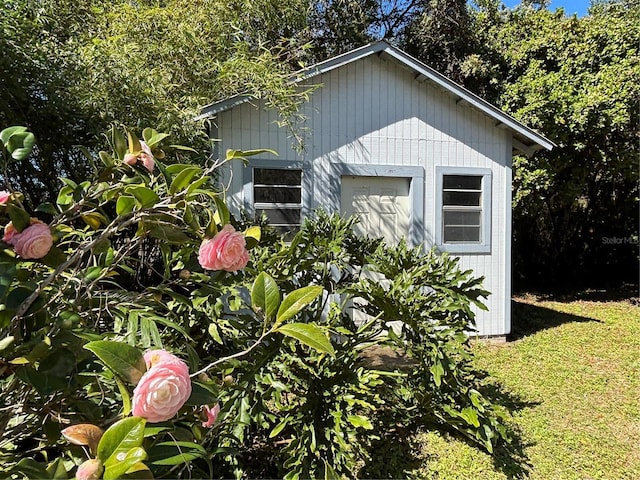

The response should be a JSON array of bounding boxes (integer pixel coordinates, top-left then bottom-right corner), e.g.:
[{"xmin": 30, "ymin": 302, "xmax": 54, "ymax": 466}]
[{"xmin": 198, "ymin": 40, "xmax": 554, "ymax": 154}]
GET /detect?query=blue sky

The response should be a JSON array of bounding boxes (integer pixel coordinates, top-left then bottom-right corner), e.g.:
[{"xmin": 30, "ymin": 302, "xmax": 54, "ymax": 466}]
[{"xmin": 502, "ymin": 0, "xmax": 591, "ymax": 16}]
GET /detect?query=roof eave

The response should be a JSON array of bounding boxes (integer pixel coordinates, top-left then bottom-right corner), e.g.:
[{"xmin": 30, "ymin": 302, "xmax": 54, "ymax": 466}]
[{"xmin": 198, "ymin": 40, "xmax": 555, "ymax": 152}]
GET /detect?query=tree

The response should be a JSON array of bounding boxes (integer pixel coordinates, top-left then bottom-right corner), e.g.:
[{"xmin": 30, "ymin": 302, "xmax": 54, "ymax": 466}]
[
  {"xmin": 491, "ymin": 1, "xmax": 640, "ymax": 288},
  {"xmin": 0, "ymin": 0, "xmax": 312, "ymax": 208}
]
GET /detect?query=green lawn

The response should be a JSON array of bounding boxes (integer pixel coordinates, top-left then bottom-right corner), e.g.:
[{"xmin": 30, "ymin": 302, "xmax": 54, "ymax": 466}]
[{"xmin": 396, "ymin": 294, "xmax": 640, "ymax": 479}]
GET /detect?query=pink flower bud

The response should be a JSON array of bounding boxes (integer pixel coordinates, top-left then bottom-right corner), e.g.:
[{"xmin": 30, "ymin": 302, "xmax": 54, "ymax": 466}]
[
  {"xmin": 76, "ymin": 459, "xmax": 103, "ymax": 480},
  {"xmin": 201, "ymin": 403, "xmax": 220, "ymax": 428},
  {"xmin": 0, "ymin": 191, "xmax": 10, "ymax": 205},
  {"xmin": 123, "ymin": 153, "xmax": 138, "ymax": 165},
  {"xmin": 139, "ymin": 140, "xmax": 155, "ymax": 172},
  {"xmin": 198, "ymin": 224, "xmax": 250, "ymax": 272},
  {"xmin": 3, "ymin": 222, "xmax": 17, "ymax": 243}
]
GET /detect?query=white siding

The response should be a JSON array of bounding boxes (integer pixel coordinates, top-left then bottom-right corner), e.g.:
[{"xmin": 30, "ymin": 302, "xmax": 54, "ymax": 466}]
[{"xmin": 217, "ymin": 54, "xmax": 512, "ymax": 336}]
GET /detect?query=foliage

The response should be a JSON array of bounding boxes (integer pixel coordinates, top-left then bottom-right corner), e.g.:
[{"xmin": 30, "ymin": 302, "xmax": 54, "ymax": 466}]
[
  {"xmin": 0, "ymin": 124, "xmax": 511, "ymax": 478},
  {"xmin": 0, "ymin": 0, "xmax": 313, "ymax": 208},
  {"xmin": 493, "ymin": 1, "xmax": 640, "ymax": 288}
]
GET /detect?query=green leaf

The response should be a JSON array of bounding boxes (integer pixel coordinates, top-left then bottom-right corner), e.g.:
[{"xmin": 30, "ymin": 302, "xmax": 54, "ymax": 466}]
[
  {"xmin": 82, "ymin": 212, "xmax": 108, "ymax": 230},
  {"xmin": 40, "ymin": 245, "xmax": 67, "ymax": 269},
  {"xmin": 169, "ymin": 144, "xmax": 198, "ymax": 153},
  {"xmin": 7, "ymin": 204, "xmax": 31, "ymax": 232},
  {"xmin": 225, "ymin": 148, "xmax": 278, "ymax": 161},
  {"xmin": 142, "ymin": 128, "xmax": 170, "ymax": 148},
  {"xmin": 84, "ymin": 340, "xmax": 146, "ymax": 385},
  {"xmin": 213, "ymin": 196, "xmax": 230, "ymax": 226},
  {"xmin": 116, "ymin": 195, "xmax": 136, "ymax": 215},
  {"xmin": 116, "ymin": 376, "xmax": 132, "ymax": 416},
  {"xmin": 104, "ymin": 446, "xmax": 148, "ymax": 480},
  {"xmin": 127, "ymin": 129, "xmax": 142, "ymax": 155},
  {"xmin": 460, "ymin": 407, "xmax": 480, "ymax": 428},
  {"xmin": 244, "ymin": 225, "xmax": 261, "ymax": 250},
  {"xmin": 99, "ymin": 150, "xmax": 115, "ymax": 167},
  {"xmin": 269, "ymin": 417, "xmax": 289, "ymax": 438},
  {"xmin": 276, "ymin": 285, "xmax": 323, "ymax": 324},
  {"xmin": 323, "ymin": 460, "xmax": 339, "ymax": 480},
  {"xmin": 125, "ymin": 186, "xmax": 159, "ymax": 208},
  {"xmin": 185, "ymin": 381, "xmax": 219, "ymax": 407},
  {"xmin": 46, "ymin": 457, "xmax": 68, "ymax": 479},
  {"xmin": 111, "ymin": 126, "xmax": 127, "ymax": 159},
  {"xmin": 169, "ymin": 166, "xmax": 202, "ymax": 195},
  {"xmin": 0, "ymin": 335, "xmax": 14, "ymax": 352},
  {"xmin": 3, "ymin": 130, "xmax": 35, "ymax": 162},
  {"xmin": 97, "ymin": 417, "xmax": 146, "ymax": 466},
  {"xmin": 8, "ymin": 458, "xmax": 48, "ymax": 479},
  {"xmin": 0, "ymin": 126, "xmax": 27, "ymax": 144},
  {"xmin": 148, "ymin": 441, "xmax": 207, "ymax": 466},
  {"xmin": 251, "ymin": 272, "xmax": 280, "ymax": 321},
  {"xmin": 275, "ymin": 323, "xmax": 335, "ymax": 357},
  {"xmin": 430, "ymin": 361, "xmax": 444, "ymax": 387},
  {"xmin": 145, "ymin": 221, "xmax": 191, "ymax": 244},
  {"xmin": 35, "ymin": 202, "xmax": 58, "ymax": 215},
  {"xmin": 347, "ymin": 414, "xmax": 373, "ymax": 430},
  {"xmin": 0, "ymin": 257, "xmax": 17, "ymax": 302}
]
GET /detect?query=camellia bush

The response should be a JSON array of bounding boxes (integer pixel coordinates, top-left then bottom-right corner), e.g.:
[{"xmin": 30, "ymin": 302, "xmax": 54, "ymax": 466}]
[{"xmin": 0, "ymin": 125, "xmax": 510, "ymax": 479}]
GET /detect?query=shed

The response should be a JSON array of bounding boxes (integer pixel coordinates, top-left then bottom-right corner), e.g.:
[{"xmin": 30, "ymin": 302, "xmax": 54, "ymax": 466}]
[{"xmin": 198, "ymin": 41, "xmax": 554, "ymax": 337}]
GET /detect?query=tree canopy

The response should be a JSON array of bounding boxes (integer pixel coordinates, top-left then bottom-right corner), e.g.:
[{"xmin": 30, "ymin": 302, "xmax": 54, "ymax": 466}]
[{"xmin": 1, "ymin": 0, "xmax": 637, "ymax": 289}]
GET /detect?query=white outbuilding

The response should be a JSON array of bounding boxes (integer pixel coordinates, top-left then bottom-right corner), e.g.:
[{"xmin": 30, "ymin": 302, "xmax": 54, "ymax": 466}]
[{"xmin": 198, "ymin": 41, "xmax": 554, "ymax": 337}]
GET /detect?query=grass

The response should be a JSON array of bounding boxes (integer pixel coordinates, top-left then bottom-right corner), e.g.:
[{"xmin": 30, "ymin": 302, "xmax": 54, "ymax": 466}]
[{"xmin": 376, "ymin": 293, "xmax": 640, "ymax": 479}]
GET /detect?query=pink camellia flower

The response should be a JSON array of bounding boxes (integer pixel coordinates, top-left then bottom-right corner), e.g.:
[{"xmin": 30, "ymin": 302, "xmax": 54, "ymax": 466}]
[
  {"xmin": 201, "ymin": 403, "xmax": 220, "ymax": 428},
  {"xmin": 0, "ymin": 191, "xmax": 10, "ymax": 205},
  {"xmin": 132, "ymin": 353, "xmax": 192, "ymax": 423},
  {"xmin": 76, "ymin": 459, "xmax": 103, "ymax": 480},
  {"xmin": 123, "ymin": 153, "xmax": 138, "ymax": 165},
  {"xmin": 10, "ymin": 221, "xmax": 53, "ymax": 259},
  {"xmin": 139, "ymin": 140, "xmax": 155, "ymax": 172},
  {"xmin": 3, "ymin": 222, "xmax": 18, "ymax": 244},
  {"xmin": 122, "ymin": 141, "xmax": 155, "ymax": 172},
  {"xmin": 198, "ymin": 224, "xmax": 250, "ymax": 272}
]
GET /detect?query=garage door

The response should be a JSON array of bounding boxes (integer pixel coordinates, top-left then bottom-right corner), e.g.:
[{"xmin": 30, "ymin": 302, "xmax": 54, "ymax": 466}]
[{"xmin": 340, "ymin": 176, "xmax": 411, "ymax": 245}]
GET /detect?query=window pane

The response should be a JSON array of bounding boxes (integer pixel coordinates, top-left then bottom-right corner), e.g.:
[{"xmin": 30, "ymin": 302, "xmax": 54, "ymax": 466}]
[
  {"xmin": 257, "ymin": 208, "xmax": 301, "ymax": 225},
  {"xmin": 254, "ymin": 168, "xmax": 301, "ymax": 185},
  {"xmin": 443, "ymin": 211, "xmax": 481, "ymax": 227},
  {"xmin": 444, "ymin": 226, "xmax": 481, "ymax": 243},
  {"xmin": 255, "ymin": 186, "xmax": 301, "ymax": 203},
  {"xmin": 443, "ymin": 191, "xmax": 481, "ymax": 206},
  {"xmin": 443, "ymin": 175, "xmax": 481, "ymax": 190}
]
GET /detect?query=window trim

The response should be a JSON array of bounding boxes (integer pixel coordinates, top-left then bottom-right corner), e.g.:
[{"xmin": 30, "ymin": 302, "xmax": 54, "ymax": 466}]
[{"xmin": 435, "ymin": 167, "xmax": 492, "ymax": 254}]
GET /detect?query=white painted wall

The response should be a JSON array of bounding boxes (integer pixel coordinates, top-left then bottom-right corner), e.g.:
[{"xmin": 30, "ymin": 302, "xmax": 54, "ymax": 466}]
[{"xmin": 216, "ymin": 54, "xmax": 512, "ymax": 336}]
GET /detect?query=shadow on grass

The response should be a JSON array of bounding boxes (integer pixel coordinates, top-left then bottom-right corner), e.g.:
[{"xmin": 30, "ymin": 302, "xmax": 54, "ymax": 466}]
[
  {"xmin": 509, "ymin": 298, "xmax": 603, "ymax": 340},
  {"xmin": 357, "ymin": 383, "xmax": 537, "ymax": 479},
  {"xmin": 356, "ymin": 357, "xmax": 538, "ymax": 479}
]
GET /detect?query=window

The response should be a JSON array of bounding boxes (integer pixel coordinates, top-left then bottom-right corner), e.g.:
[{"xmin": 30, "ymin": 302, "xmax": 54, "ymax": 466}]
[
  {"xmin": 253, "ymin": 168, "xmax": 302, "ymax": 235},
  {"xmin": 436, "ymin": 168, "xmax": 491, "ymax": 253},
  {"xmin": 442, "ymin": 175, "xmax": 482, "ymax": 243}
]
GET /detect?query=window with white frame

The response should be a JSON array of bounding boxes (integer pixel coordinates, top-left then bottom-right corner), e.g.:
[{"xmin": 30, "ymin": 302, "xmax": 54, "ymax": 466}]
[
  {"xmin": 436, "ymin": 168, "xmax": 491, "ymax": 252},
  {"xmin": 253, "ymin": 168, "xmax": 302, "ymax": 235}
]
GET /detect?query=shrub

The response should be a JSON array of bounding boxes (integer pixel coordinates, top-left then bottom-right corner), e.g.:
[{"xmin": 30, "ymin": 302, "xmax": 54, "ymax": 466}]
[{"xmin": 0, "ymin": 126, "xmax": 509, "ymax": 480}]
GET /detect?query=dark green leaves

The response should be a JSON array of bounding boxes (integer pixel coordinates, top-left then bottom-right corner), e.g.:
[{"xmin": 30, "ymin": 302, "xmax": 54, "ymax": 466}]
[{"xmin": 84, "ymin": 341, "xmax": 146, "ymax": 385}]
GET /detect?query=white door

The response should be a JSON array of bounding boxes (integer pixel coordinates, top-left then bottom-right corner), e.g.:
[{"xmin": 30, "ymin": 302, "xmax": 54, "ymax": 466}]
[
  {"xmin": 340, "ymin": 176, "xmax": 411, "ymax": 333},
  {"xmin": 340, "ymin": 176, "xmax": 411, "ymax": 244}
]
